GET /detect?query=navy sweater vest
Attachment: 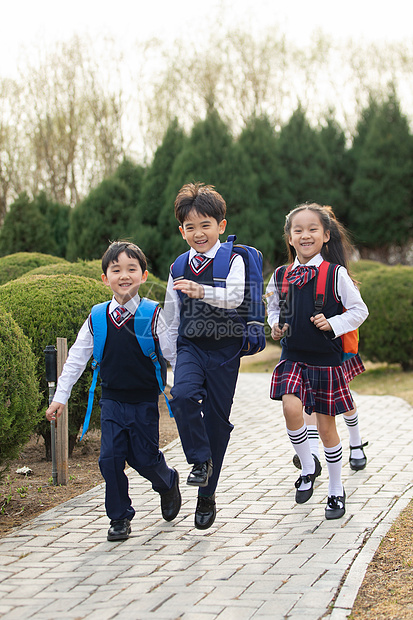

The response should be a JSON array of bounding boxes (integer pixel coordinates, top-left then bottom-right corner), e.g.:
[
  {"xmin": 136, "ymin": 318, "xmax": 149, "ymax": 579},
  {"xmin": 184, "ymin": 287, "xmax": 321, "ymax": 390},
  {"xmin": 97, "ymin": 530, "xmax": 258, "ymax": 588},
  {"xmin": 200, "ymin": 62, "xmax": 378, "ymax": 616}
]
[
  {"xmin": 178, "ymin": 257, "xmax": 242, "ymax": 350},
  {"xmin": 275, "ymin": 267, "xmax": 344, "ymax": 366},
  {"xmin": 99, "ymin": 311, "xmax": 160, "ymax": 403}
]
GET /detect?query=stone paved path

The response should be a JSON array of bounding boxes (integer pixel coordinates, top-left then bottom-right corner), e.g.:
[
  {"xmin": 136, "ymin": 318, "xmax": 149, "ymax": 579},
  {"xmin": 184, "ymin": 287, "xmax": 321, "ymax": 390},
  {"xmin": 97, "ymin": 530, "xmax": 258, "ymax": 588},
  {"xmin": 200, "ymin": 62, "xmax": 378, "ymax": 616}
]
[{"xmin": 1, "ymin": 373, "xmax": 412, "ymax": 619}]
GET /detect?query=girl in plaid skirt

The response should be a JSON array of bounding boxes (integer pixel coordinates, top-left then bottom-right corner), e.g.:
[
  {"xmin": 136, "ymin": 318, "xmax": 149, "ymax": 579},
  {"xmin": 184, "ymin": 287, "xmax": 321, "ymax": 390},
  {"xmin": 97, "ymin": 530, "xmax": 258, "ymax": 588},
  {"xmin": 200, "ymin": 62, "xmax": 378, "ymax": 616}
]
[{"xmin": 265, "ymin": 203, "xmax": 368, "ymax": 519}]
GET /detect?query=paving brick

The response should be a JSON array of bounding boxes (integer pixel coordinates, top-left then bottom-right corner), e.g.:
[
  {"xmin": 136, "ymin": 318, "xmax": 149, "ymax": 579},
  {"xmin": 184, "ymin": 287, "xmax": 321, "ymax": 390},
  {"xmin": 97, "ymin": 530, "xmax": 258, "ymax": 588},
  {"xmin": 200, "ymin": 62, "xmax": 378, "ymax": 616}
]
[{"xmin": 0, "ymin": 379, "xmax": 411, "ymax": 619}]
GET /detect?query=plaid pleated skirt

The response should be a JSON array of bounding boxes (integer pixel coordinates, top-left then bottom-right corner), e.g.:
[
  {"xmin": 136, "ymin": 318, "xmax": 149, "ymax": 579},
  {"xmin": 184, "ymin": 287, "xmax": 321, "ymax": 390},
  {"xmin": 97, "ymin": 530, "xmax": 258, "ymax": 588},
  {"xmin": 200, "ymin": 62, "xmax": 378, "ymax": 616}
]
[
  {"xmin": 341, "ymin": 353, "xmax": 365, "ymax": 383},
  {"xmin": 270, "ymin": 359, "xmax": 355, "ymax": 417}
]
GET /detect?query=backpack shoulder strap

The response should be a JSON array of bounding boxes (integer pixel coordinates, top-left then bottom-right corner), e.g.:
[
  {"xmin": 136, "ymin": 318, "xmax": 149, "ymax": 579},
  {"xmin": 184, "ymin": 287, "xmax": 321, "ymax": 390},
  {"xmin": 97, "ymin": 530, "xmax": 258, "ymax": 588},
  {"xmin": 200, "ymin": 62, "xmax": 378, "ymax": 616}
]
[
  {"xmin": 133, "ymin": 297, "xmax": 159, "ymax": 357},
  {"xmin": 81, "ymin": 301, "xmax": 110, "ymax": 441},
  {"xmin": 134, "ymin": 297, "xmax": 173, "ymax": 418},
  {"xmin": 212, "ymin": 235, "xmax": 236, "ymax": 288},
  {"xmin": 171, "ymin": 251, "xmax": 190, "ymax": 282},
  {"xmin": 90, "ymin": 301, "xmax": 110, "ymax": 363},
  {"xmin": 276, "ymin": 264, "xmax": 293, "ymax": 329},
  {"xmin": 314, "ymin": 261, "xmax": 330, "ymax": 314},
  {"xmin": 314, "ymin": 261, "xmax": 340, "ymax": 314}
]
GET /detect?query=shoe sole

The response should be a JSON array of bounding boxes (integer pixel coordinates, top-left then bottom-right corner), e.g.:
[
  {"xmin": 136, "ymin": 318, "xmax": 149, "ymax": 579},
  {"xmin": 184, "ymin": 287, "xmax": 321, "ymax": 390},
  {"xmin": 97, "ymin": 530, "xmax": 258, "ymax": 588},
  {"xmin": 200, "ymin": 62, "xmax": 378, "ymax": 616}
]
[
  {"xmin": 349, "ymin": 460, "xmax": 367, "ymax": 471},
  {"xmin": 107, "ymin": 531, "xmax": 131, "ymax": 541},
  {"xmin": 325, "ymin": 508, "xmax": 346, "ymax": 520},
  {"xmin": 195, "ymin": 509, "xmax": 216, "ymax": 530}
]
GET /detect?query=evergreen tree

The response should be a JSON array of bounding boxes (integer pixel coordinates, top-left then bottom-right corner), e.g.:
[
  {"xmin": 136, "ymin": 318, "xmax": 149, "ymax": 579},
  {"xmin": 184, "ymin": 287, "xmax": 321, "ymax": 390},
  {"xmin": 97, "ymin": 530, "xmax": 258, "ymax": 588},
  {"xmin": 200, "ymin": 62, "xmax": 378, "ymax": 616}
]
[
  {"xmin": 156, "ymin": 109, "xmax": 260, "ymax": 280},
  {"xmin": 131, "ymin": 119, "xmax": 186, "ymax": 276},
  {"xmin": 238, "ymin": 115, "xmax": 289, "ymax": 270},
  {"xmin": 0, "ymin": 192, "xmax": 54, "ymax": 257},
  {"xmin": 276, "ymin": 106, "xmax": 333, "ymax": 211},
  {"xmin": 349, "ymin": 89, "xmax": 413, "ymax": 259},
  {"xmin": 317, "ymin": 114, "xmax": 350, "ymax": 225},
  {"xmin": 66, "ymin": 177, "xmax": 133, "ymax": 261},
  {"xmin": 35, "ymin": 192, "xmax": 70, "ymax": 258},
  {"xmin": 114, "ymin": 158, "xmax": 145, "ymax": 209}
]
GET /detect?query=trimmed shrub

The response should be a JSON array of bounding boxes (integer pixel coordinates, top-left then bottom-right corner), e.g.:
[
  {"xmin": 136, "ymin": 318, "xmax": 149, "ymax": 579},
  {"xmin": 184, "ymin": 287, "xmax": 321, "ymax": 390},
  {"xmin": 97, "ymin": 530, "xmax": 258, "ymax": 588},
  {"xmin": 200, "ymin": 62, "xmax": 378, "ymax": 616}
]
[
  {"xmin": 358, "ymin": 264, "xmax": 413, "ymax": 370},
  {"xmin": 350, "ymin": 259, "xmax": 388, "ymax": 280},
  {"xmin": 0, "ymin": 252, "xmax": 67, "ymax": 286},
  {"xmin": 0, "ymin": 312, "xmax": 41, "ymax": 473},
  {"xmin": 0, "ymin": 275, "xmax": 111, "ymax": 457},
  {"xmin": 25, "ymin": 259, "xmax": 103, "ymax": 281},
  {"xmin": 24, "ymin": 261, "xmax": 168, "ymax": 301}
]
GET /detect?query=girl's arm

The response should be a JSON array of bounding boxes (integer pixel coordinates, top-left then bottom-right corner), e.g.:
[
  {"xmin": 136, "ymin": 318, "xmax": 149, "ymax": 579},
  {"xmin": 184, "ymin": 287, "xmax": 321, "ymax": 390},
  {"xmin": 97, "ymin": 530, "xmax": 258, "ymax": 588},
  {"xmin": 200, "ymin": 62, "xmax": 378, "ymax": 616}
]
[
  {"xmin": 265, "ymin": 272, "xmax": 280, "ymax": 327},
  {"xmin": 326, "ymin": 267, "xmax": 369, "ymax": 337}
]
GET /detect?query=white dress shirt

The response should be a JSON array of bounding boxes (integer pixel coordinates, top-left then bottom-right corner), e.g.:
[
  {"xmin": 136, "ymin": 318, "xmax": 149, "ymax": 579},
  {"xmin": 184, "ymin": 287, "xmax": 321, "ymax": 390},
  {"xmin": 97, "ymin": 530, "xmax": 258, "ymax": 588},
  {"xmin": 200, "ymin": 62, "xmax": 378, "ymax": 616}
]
[
  {"xmin": 53, "ymin": 292, "xmax": 173, "ymax": 405},
  {"xmin": 265, "ymin": 254, "xmax": 369, "ymax": 337},
  {"xmin": 163, "ymin": 240, "xmax": 246, "ymax": 368}
]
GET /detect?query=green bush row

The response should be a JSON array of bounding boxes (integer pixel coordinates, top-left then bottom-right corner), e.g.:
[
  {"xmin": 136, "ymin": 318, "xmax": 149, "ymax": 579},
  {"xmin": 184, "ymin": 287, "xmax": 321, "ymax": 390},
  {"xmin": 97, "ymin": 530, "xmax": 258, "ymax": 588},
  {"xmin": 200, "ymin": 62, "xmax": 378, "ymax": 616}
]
[
  {"xmin": 0, "ymin": 312, "xmax": 41, "ymax": 472},
  {"xmin": 0, "ymin": 252, "xmax": 411, "ymax": 471}
]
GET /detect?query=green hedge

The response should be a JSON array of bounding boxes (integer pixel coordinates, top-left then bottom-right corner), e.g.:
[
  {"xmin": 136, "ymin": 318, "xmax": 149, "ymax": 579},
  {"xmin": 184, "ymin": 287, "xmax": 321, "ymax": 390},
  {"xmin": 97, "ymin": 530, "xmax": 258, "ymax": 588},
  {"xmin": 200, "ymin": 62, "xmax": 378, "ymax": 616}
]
[
  {"xmin": 358, "ymin": 264, "xmax": 413, "ymax": 370},
  {"xmin": 25, "ymin": 259, "xmax": 102, "ymax": 280},
  {"xmin": 0, "ymin": 252, "xmax": 67, "ymax": 286},
  {"xmin": 0, "ymin": 274, "xmax": 111, "ymax": 457},
  {"xmin": 24, "ymin": 261, "xmax": 168, "ymax": 301},
  {"xmin": 0, "ymin": 312, "xmax": 41, "ymax": 472}
]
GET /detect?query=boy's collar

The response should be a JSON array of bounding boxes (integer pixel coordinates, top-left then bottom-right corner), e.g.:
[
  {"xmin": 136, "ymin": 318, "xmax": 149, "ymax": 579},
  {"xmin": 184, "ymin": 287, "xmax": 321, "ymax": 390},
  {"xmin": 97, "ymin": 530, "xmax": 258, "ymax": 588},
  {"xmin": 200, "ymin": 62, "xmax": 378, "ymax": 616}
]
[
  {"xmin": 109, "ymin": 291, "xmax": 141, "ymax": 313},
  {"xmin": 188, "ymin": 239, "xmax": 221, "ymax": 259}
]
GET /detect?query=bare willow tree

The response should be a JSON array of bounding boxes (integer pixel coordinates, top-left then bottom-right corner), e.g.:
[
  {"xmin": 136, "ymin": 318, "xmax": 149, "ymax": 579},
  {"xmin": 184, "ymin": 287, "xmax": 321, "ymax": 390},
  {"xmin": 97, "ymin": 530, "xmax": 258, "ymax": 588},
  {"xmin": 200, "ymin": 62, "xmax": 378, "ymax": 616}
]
[
  {"xmin": 137, "ymin": 29, "xmax": 413, "ymax": 155},
  {"xmin": 20, "ymin": 35, "xmax": 126, "ymax": 206},
  {"xmin": 0, "ymin": 78, "xmax": 29, "ymax": 223}
]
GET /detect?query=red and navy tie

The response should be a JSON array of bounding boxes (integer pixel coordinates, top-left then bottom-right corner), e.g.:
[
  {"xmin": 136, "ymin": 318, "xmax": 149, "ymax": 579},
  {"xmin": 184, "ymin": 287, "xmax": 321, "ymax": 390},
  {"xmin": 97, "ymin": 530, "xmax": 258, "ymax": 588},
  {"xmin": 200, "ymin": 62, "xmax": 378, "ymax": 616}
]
[
  {"xmin": 113, "ymin": 305, "xmax": 129, "ymax": 324},
  {"xmin": 191, "ymin": 253, "xmax": 206, "ymax": 273},
  {"xmin": 286, "ymin": 265, "xmax": 318, "ymax": 288}
]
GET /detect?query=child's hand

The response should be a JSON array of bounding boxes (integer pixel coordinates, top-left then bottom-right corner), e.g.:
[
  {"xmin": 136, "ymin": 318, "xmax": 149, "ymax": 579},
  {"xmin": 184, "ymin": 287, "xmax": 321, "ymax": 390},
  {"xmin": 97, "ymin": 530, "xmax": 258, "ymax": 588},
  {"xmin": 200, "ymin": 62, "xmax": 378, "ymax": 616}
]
[
  {"xmin": 311, "ymin": 313, "xmax": 332, "ymax": 331},
  {"xmin": 46, "ymin": 401, "xmax": 65, "ymax": 422},
  {"xmin": 173, "ymin": 279, "xmax": 205, "ymax": 299},
  {"xmin": 271, "ymin": 323, "xmax": 289, "ymax": 340}
]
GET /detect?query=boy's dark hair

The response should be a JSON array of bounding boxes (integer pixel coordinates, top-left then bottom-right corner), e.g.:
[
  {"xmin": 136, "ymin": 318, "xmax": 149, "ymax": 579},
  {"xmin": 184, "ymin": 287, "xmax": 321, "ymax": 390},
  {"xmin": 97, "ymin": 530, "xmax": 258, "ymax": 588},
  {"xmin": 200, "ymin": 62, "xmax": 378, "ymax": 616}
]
[
  {"xmin": 101, "ymin": 241, "xmax": 147, "ymax": 275},
  {"xmin": 174, "ymin": 182, "xmax": 226, "ymax": 225}
]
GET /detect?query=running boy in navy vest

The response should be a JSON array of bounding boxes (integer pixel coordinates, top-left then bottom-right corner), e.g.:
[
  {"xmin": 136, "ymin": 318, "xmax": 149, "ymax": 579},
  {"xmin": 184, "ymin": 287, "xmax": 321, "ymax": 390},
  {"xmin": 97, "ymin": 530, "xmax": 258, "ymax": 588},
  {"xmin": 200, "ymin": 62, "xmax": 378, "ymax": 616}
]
[
  {"xmin": 46, "ymin": 241, "xmax": 181, "ymax": 541},
  {"xmin": 164, "ymin": 183, "xmax": 245, "ymax": 530}
]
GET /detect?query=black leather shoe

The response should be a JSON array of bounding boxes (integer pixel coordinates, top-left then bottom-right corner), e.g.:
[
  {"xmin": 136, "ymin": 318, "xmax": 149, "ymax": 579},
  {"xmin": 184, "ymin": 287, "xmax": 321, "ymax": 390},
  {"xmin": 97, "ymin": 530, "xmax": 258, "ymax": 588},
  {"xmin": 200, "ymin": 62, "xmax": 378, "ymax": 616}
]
[
  {"xmin": 187, "ymin": 459, "xmax": 213, "ymax": 487},
  {"xmin": 294, "ymin": 455, "xmax": 322, "ymax": 504},
  {"xmin": 325, "ymin": 490, "xmax": 346, "ymax": 520},
  {"xmin": 293, "ymin": 454, "xmax": 322, "ymax": 479},
  {"xmin": 107, "ymin": 518, "xmax": 131, "ymax": 541},
  {"xmin": 349, "ymin": 442, "xmax": 368, "ymax": 471},
  {"xmin": 195, "ymin": 494, "xmax": 216, "ymax": 530},
  {"xmin": 160, "ymin": 468, "xmax": 181, "ymax": 522}
]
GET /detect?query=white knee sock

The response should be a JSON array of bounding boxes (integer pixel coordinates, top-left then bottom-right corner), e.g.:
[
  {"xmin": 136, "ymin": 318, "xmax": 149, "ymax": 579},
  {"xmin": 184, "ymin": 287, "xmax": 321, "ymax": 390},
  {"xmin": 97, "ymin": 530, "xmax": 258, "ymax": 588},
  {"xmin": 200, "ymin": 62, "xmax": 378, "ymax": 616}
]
[
  {"xmin": 344, "ymin": 410, "xmax": 364, "ymax": 458},
  {"xmin": 324, "ymin": 443, "xmax": 343, "ymax": 497},
  {"xmin": 288, "ymin": 425, "xmax": 315, "ymax": 490},
  {"xmin": 307, "ymin": 425, "xmax": 320, "ymax": 458}
]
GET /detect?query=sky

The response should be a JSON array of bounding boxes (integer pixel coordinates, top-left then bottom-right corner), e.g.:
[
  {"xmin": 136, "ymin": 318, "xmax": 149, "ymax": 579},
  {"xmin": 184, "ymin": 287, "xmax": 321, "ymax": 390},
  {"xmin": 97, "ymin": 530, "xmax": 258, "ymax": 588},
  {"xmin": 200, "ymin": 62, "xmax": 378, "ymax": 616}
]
[{"xmin": 1, "ymin": 0, "xmax": 412, "ymax": 78}]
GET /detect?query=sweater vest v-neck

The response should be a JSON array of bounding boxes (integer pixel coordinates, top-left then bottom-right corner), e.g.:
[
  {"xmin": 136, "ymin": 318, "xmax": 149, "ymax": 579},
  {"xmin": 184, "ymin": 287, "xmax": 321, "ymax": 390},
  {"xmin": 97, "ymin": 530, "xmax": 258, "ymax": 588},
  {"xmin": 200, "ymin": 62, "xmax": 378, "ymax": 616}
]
[
  {"xmin": 99, "ymin": 311, "xmax": 160, "ymax": 403},
  {"xmin": 178, "ymin": 257, "xmax": 242, "ymax": 350},
  {"xmin": 276, "ymin": 269, "xmax": 344, "ymax": 366}
]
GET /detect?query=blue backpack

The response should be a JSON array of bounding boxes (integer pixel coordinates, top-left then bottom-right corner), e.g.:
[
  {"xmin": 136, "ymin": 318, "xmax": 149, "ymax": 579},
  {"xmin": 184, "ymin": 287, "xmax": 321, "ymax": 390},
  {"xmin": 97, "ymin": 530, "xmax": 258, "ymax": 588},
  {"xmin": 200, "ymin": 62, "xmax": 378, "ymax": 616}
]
[
  {"xmin": 171, "ymin": 234, "xmax": 266, "ymax": 357},
  {"xmin": 80, "ymin": 298, "xmax": 172, "ymax": 440}
]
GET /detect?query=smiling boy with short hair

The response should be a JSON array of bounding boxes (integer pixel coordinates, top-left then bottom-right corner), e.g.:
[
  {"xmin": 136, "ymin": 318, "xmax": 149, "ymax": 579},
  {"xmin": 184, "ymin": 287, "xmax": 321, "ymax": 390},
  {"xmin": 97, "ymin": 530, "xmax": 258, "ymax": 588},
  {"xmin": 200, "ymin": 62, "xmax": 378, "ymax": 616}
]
[
  {"xmin": 46, "ymin": 241, "xmax": 181, "ymax": 541},
  {"xmin": 164, "ymin": 183, "xmax": 245, "ymax": 529}
]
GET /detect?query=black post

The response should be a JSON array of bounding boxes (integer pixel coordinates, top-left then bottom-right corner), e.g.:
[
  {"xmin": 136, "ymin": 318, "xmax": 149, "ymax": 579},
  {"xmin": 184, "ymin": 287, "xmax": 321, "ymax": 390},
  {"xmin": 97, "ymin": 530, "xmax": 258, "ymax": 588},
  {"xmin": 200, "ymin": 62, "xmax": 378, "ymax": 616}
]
[{"xmin": 44, "ymin": 345, "xmax": 58, "ymax": 486}]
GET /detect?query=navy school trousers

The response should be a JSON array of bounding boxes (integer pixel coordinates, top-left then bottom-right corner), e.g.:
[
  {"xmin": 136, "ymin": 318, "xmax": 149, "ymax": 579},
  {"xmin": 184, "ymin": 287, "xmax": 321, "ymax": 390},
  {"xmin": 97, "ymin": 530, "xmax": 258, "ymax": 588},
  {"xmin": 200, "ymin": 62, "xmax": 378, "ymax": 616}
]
[
  {"xmin": 170, "ymin": 336, "xmax": 241, "ymax": 497},
  {"xmin": 98, "ymin": 398, "xmax": 175, "ymax": 521}
]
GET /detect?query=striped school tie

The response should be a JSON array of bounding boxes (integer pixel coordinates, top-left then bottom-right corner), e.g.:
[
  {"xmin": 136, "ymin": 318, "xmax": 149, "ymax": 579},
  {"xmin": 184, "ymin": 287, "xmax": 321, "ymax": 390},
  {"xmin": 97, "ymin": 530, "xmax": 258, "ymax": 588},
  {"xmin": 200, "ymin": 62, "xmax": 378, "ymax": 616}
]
[{"xmin": 286, "ymin": 265, "xmax": 318, "ymax": 288}]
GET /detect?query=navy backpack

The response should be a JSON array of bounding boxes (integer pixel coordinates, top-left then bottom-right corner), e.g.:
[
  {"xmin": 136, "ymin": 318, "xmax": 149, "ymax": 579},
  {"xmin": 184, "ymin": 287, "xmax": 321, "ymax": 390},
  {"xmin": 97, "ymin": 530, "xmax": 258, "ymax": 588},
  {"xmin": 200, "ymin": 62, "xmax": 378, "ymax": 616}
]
[{"xmin": 172, "ymin": 234, "xmax": 266, "ymax": 357}]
